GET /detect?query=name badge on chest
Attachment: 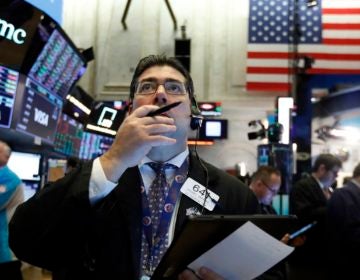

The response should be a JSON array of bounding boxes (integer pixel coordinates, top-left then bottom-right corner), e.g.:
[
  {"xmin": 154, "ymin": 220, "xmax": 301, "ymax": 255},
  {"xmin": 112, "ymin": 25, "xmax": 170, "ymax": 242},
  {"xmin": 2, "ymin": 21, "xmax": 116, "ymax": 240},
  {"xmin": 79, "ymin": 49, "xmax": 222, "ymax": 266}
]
[{"xmin": 180, "ymin": 178, "xmax": 219, "ymax": 211}]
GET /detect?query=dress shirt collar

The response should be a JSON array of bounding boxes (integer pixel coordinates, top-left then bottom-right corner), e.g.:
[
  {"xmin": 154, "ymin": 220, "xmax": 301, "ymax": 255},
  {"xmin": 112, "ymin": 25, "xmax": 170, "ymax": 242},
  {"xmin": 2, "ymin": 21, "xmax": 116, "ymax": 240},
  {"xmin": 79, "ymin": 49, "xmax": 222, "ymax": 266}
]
[
  {"xmin": 312, "ymin": 175, "xmax": 325, "ymax": 189},
  {"xmin": 139, "ymin": 147, "xmax": 189, "ymax": 168}
]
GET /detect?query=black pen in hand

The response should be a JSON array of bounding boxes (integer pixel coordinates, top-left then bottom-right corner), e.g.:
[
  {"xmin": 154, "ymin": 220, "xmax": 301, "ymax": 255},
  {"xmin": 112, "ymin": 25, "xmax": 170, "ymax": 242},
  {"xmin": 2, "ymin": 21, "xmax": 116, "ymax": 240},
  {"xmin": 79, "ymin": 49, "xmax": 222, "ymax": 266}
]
[{"xmin": 146, "ymin": 101, "xmax": 182, "ymax": 117}]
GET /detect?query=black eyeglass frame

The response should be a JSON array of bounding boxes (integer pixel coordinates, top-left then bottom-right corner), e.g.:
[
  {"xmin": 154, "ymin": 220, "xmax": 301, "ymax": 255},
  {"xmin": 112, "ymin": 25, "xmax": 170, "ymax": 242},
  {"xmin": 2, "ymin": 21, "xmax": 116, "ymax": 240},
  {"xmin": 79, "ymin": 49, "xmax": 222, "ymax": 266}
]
[
  {"xmin": 135, "ymin": 80, "xmax": 188, "ymax": 96},
  {"xmin": 261, "ymin": 179, "xmax": 278, "ymax": 195}
]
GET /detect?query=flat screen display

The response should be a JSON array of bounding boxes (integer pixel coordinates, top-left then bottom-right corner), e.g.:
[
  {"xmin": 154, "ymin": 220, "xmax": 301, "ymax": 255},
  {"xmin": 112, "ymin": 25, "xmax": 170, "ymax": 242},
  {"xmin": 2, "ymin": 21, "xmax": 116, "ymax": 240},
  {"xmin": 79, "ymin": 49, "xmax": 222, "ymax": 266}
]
[
  {"xmin": 62, "ymin": 86, "xmax": 93, "ymax": 124},
  {"xmin": 199, "ymin": 119, "xmax": 228, "ymax": 140},
  {"xmin": 79, "ymin": 131, "xmax": 113, "ymax": 160},
  {"xmin": 1, "ymin": 0, "xmax": 86, "ymax": 98},
  {"xmin": 198, "ymin": 102, "xmax": 222, "ymax": 116},
  {"xmin": 25, "ymin": 0, "xmax": 63, "ymax": 25},
  {"xmin": 101, "ymin": 100, "xmax": 128, "ymax": 111},
  {"xmin": 0, "ymin": 65, "xmax": 19, "ymax": 128},
  {"xmin": 27, "ymin": 28, "xmax": 86, "ymax": 98},
  {"xmin": 0, "ymin": 0, "xmax": 41, "ymax": 71},
  {"xmin": 22, "ymin": 180, "xmax": 39, "ymax": 201},
  {"xmin": 11, "ymin": 76, "xmax": 62, "ymax": 144},
  {"xmin": 85, "ymin": 102, "xmax": 126, "ymax": 137},
  {"xmin": 54, "ymin": 113, "xmax": 84, "ymax": 157},
  {"xmin": 7, "ymin": 151, "xmax": 41, "ymax": 181}
]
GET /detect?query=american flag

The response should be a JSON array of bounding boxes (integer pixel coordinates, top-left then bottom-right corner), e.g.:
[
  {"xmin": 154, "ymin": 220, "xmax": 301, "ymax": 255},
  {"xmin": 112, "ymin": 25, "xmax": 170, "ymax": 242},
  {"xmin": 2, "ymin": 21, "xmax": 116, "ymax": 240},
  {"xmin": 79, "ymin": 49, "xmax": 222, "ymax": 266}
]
[{"xmin": 246, "ymin": 0, "xmax": 360, "ymax": 93}]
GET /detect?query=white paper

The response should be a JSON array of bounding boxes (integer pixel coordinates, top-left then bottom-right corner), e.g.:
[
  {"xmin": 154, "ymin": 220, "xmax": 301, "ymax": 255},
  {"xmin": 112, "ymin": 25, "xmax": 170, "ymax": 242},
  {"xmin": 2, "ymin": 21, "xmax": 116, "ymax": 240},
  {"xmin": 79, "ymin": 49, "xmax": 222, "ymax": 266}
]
[{"xmin": 188, "ymin": 221, "xmax": 294, "ymax": 280}]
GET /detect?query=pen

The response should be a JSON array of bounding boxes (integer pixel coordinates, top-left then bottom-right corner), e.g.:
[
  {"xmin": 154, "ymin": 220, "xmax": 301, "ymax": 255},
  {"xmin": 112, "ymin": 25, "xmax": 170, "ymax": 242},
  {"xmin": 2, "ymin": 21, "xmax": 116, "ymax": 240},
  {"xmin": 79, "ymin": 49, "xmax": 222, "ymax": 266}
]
[
  {"xmin": 185, "ymin": 267, "xmax": 203, "ymax": 280},
  {"xmin": 146, "ymin": 101, "xmax": 182, "ymax": 117}
]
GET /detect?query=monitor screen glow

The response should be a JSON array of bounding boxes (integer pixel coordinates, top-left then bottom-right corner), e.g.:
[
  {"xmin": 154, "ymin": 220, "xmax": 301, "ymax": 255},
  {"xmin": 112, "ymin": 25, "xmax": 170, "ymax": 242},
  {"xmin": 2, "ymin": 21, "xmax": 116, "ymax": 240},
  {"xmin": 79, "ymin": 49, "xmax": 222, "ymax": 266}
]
[
  {"xmin": 205, "ymin": 121, "xmax": 222, "ymax": 137},
  {"xmin": 0, "ymin": 65, "xmax": 19, "ymax": 128},
  {"xmin": 199, "ymin": 119, "xmax": 228, "ymax": 140},
  {"xmin": 12, "ymin": 76, "xmax": 62, "ymax": 144},
  {"xmin": 7, "ymin": 151, "xmax": 41, "ymax": 181}
]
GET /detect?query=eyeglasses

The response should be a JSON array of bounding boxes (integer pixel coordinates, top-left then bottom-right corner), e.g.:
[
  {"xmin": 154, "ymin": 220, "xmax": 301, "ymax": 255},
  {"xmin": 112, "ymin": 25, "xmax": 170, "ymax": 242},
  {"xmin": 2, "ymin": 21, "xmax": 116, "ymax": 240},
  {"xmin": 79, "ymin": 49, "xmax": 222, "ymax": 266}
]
[
  {"xmin": 135, "ymin": 80, "xmax": 187, "ymax": 96},
  {"xmin": 261, "ymin": 180, "xmax": 278, "ymax": 195}
]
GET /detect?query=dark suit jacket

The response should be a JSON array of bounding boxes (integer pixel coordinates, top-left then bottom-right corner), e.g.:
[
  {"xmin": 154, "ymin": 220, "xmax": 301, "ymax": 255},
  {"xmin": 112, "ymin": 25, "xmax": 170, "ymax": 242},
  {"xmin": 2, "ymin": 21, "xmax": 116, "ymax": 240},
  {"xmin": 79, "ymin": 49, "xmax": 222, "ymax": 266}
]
[
  {"xmin": 9, "ymin": 152, "xmax": 259, "ymax": 279},
  {"xmin": 327, "ymin": 181, "xmax": 360, "ymax": 278},
  {"xmin": 289, "ymin": 176, "xmax": 328, "ymax": 265}
]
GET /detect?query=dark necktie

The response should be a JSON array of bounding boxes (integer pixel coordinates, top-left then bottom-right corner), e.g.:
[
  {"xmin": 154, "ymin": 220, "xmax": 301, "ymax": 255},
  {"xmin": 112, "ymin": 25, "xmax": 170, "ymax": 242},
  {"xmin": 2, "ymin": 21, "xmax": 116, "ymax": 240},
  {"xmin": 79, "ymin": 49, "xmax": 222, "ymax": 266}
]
[
  {"xmin": 140, "ymin": 159, "xmax": 188, "ymax": 277},
  {"xmin": 145, "ymin": 162, "xmax": 177, "ymax": 273},
  {"xmin": 147, "ymin": 162, "xmax": 174, "ymax": 232},
  {"xmin": 261, "ymin": 203, "xmax": 276, "ymax": 214}
]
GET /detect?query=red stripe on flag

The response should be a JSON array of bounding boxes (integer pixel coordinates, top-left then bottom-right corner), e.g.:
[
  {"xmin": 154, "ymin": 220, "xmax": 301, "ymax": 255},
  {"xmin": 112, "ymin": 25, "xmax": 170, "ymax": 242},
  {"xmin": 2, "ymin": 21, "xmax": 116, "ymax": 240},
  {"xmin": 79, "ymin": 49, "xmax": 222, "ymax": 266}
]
[
  {"xmin": 323, "ymin": 8, "xmax": 360, "ymax": 15},
  {"xmin": 323, "ymin": 38, "xmax": 360, "ymax": 45},
  {"xmin": 248, "ymin": 52, "xmax": 293, "ymax": 59},
  {"xmin": 303, "ymin": 52, "xmax": 360, "ymax": 61},
  {"xmin": 323, "ymin": 23, "xmax": 360, "ymax": 30},
  {"xmin": 308, "ymin": 68, "xmax": 360, "ymax": 74},
  {"xmin": 249, "ymin": 52, "xmax": 360, "ymax": 61},
  {"xmin": 246, "ymin": 82, "xmax": 291, "ymax": 92},
  {"xmin": 247, "ymin": 67, "xmax": 292, "ymax": 74}
]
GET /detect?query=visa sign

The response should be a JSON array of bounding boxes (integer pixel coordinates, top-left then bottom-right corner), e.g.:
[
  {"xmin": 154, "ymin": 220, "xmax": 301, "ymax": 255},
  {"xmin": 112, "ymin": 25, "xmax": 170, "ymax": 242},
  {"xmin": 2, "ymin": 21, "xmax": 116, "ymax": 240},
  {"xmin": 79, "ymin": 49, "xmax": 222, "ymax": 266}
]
[
  {"xmin": 0, "ymin": 18, "xmax": 27, "ymax": 44},
  {"xmin": 34, "ymin": 108, "xmax": 49, "ymax": 126}
]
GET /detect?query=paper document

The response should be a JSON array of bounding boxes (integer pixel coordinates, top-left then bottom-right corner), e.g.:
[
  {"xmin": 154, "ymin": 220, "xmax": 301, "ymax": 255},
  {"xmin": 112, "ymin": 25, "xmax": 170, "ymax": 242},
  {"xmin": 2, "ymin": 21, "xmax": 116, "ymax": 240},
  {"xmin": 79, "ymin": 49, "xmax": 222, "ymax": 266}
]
[{"xmin": 188, "ymin": 221, "xmax": 294, "ymax": 280}]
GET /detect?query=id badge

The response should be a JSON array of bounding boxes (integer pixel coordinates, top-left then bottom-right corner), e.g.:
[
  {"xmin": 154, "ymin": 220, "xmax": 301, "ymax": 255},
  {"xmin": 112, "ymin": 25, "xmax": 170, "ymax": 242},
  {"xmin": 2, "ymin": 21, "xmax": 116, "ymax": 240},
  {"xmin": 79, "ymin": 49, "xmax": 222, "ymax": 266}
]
[{"xmin": 180, "ymin": 178, "xmax": 219, "ymax": 211}]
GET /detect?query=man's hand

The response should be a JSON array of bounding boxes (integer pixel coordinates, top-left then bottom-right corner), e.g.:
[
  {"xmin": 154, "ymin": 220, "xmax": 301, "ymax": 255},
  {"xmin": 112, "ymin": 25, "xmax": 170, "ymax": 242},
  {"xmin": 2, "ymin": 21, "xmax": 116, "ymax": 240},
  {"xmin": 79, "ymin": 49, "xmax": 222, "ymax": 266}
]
[
  {"xmin": 178, "ymin": 267, "xmax": 225, "ymax": 280},
  {"xmin": 100, "ymin": 105, "xmax": 177, "ymax": 182},
  {"xmin": 280, "ymin": 233, "xmax": 306, "ymax": 247}
]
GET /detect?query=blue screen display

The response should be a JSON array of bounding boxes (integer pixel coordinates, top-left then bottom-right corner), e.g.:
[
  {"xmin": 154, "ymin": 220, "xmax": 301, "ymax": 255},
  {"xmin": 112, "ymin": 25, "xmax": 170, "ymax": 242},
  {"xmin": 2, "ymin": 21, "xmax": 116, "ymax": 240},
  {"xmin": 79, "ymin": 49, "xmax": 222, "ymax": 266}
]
[
  {"xmin": 0, "ymin": 65, "xmax": 19, "ymax": 128},
  {"xmin": 25, "ymin": 0, "xmax": 63, "ymax": 24}
]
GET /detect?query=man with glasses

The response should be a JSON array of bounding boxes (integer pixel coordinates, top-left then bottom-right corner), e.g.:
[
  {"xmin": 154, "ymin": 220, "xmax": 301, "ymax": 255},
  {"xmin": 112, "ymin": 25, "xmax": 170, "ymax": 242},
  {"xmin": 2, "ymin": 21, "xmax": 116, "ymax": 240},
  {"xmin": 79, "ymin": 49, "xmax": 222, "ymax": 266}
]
[
  {"xmin": 9, "ymin": 55, "xmax": 260, "ymax": 280},
  {"xmin": 249, "ymin": 166, "xmax": 281, "ymax": 215},
  {"xmin": 288, "ymin": 153, "xmax": 342, "ymax": 280}
]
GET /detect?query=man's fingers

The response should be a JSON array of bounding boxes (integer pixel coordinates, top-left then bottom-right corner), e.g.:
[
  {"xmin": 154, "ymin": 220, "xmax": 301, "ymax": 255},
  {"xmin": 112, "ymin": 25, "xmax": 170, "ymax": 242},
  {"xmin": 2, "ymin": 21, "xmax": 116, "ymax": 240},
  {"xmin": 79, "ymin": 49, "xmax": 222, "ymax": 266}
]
[
  {"xmin": 198, "ymin": 267, "xmax": 224, "ymax": 280},
  {"xmin": 130, "ymin": 104, "xmax": 160, "ymax": 117},
  {"xmin": 147, "ymin": 123, "xmax": 177, "ymax": 135}
]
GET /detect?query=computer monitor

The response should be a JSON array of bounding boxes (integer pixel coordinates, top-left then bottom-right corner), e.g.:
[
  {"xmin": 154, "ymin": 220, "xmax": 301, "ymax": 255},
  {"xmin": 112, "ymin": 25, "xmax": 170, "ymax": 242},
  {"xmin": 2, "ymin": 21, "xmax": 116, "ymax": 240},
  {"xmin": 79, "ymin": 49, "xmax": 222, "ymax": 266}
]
[
  {"xmin": 7, "ymin": 151, "xmax": 41, "ymax": 181},
  {"xmin": 198, "ymin": 102, "xmax": 222, "ymax": 116},
  {"xmin": 11, "ymin": 75, "xmax": 62, "ymax": 145},
  {"xmin": 0, "ymin": 0, "xmax": 86, "ymax": 98},
  {"xmin": 62, "ymin": 86, "xmax": 94, "ymax": 124},
  {"xmin": 199, "ymin": 119, "xmax": 228, "ymax": 140},
  {"xmin": 54, "ymin": 113, "xmax": 84, "ymax": 157},
  {"xmin": 78, "ymin": 131, "xmax": 114, "ymax": 160},
  {"xmin": 0, "ymin": 65, "xmax": 19, "ymax": 128},
  {"xmin": 25, "ymin": 26, "xmax": 86, "ymax": 99},
  {"xmin": 85, "ymin": 102, "xmax": 126, "ymax": 137},
  {"xmin": 0, "ymin": 0, "xmax": 41, "ymax": 71},
  {"xmin": 22, "ymin": 180, "xmax": 40, "ymax": 201}
]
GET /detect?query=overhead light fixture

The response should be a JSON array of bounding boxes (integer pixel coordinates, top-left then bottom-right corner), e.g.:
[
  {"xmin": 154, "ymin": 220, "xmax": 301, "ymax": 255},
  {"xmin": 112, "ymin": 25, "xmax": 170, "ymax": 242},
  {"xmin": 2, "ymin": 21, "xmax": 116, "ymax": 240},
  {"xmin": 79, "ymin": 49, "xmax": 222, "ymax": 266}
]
[
  {"xmin": 307, "ymin": 0, "xmax": 318, "ymax": 7},
  {"xmin": 86, "ymin": 124, "xmax": 117, "ymax": 136},
  {"xmin": 66, "ymin": 94, "xmax": 91, "ymax": 115},
  {"xmin": 187, "ymin": 140, "xmax": 214, "ymax": 146}
]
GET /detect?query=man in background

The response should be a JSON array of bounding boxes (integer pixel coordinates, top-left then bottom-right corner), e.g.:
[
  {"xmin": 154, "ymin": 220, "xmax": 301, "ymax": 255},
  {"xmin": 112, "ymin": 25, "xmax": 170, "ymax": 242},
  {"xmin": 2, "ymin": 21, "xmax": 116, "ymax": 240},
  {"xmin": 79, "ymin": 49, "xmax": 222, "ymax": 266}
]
[
  {"xmin": 327, "ymin": 162, "xmax": 360, "ymax": 279},
  {"xmin": 0, "ymin": 140, "xmax": 24, "ymax": 280},
  {"xmin": 249, "ymin": 165, "xmax": 281, "ymax": 215},
  {"xmin": 289, "ymin": 153, "xmax": 342, "ymax": 280},
  {"xmin": 250, "ymin": 166, "xmax": 292, "ymax": 280},
  {"xmin": 65, "ymin": 157, "xmax": 80, "ymax": 175}
]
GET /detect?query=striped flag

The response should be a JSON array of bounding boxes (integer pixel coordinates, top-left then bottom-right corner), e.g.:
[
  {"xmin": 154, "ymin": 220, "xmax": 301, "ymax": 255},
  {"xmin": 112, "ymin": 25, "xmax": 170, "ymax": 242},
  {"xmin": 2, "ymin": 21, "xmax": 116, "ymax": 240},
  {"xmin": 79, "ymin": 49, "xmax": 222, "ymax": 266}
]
[{"xmin": 246, "ymin": 0, "xmax": 360, "ymax": 93}]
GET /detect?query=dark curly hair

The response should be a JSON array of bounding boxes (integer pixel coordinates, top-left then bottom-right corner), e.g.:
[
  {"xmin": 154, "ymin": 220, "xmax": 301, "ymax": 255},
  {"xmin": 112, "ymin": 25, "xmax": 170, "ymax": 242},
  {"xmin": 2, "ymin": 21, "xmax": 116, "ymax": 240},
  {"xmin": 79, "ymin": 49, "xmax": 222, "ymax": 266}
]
[{"xmin": 129, "ymin": 55, "xmax": 194, "ymax": 100}]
